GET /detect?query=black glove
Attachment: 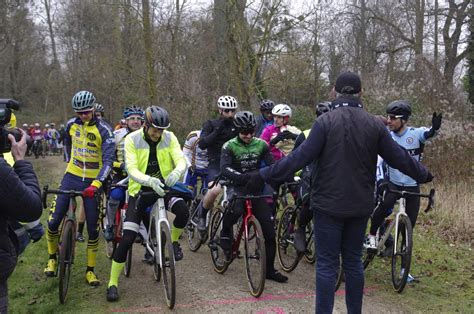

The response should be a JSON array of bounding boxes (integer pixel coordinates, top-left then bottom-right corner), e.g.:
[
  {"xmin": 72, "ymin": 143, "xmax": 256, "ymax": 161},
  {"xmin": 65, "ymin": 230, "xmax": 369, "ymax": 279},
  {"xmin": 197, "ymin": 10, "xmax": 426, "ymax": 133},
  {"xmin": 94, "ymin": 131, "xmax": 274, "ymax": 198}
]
[
  {"xmin": 282, "ymin": 130, "xmax": 298, "ymax": 140},
  {"xmin": 270, "ymin": 132, "xmax": 286, "ymax": 146},
  {"xmin": 245, "ymin": 170, "xmax": 265, "ymax": 193},
  {"xmin": 424, "ymin": 171, "xmax": 434, "ymax": 183},
  {"xmin": 431, "ymin": 112, "xmax": 442, "ymax": 131}
]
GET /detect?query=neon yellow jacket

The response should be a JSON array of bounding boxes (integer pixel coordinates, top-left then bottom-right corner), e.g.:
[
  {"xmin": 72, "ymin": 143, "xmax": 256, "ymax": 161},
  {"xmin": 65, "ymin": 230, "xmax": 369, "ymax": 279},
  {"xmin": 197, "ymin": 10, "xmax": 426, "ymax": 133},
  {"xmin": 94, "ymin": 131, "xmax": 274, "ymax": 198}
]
[{"xmin": 124, "ymin": 128, "xmax": 186, "ymax": 197}]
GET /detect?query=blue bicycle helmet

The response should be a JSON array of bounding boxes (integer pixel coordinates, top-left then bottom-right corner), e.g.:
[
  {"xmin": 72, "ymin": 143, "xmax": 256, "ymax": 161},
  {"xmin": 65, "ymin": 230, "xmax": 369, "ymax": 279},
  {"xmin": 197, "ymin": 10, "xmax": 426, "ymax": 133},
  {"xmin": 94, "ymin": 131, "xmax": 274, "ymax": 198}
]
[
  {"xmin": 123, "ymin": 105, "xmax": 144, "ymax": 119},
  {"xmin": 72, "ymin": 91, "xmax": 96, "ymax": 112}
]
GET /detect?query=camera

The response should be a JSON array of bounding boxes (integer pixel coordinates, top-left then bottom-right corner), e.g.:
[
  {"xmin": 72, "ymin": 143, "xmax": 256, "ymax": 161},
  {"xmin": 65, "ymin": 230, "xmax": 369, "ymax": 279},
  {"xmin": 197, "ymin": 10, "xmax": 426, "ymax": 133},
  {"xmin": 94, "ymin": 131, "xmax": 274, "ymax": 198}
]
[{"xmin": 0, "ymin": 99, "xmax": 23, "ymax": 154}]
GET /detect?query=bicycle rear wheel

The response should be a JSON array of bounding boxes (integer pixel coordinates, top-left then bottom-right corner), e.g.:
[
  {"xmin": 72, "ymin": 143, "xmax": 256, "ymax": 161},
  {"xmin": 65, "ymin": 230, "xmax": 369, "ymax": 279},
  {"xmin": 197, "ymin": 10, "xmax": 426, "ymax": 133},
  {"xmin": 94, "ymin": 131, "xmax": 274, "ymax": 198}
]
[
  {"xmin": 58, "ymin": 220, "xmax": 74, "ymax": 304},
  {"xmin": 160, "ymin": 222, "xmax": 176, "ymax": 309},
  {"xmin": 244, "ymin": 216, "xmax": 266, "ymax": 297},
  {"xmin": 209, "ymin": 206, "xmax": 229, "ymax": 274},
  {"xmin": 391, "ymin": 215, "xmax": 413, "ymax": 293},
  {"xmin": 187, "ymin": 197, "xmax": 202, "ymax": 252},
  {"xmin": 124, "ymin": 244, "xmax": 133, "ymax": 277},
  {"xmin": 276, "ymin": 206, "xmax": 301, "ymax": 272}
]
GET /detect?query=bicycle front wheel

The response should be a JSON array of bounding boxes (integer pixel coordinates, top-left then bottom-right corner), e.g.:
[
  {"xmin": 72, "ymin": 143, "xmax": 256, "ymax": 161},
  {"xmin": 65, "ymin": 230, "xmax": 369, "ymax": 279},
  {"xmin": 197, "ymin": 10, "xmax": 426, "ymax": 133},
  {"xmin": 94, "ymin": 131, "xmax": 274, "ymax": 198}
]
[
  {"xmin": 391, "ymin": 215, "xmax": 413, "ymax": 293},
  {"xmin": 58, "ymin": 220, "xmax": 74, "ymax": 304},
  {"xmin": 187, "ymin": 197, "xmax": 202, "ymax": 252},
  {"xmin": 209, "ymin": 206, "xmax": 229, "ymax": 274},
  {"xmin": 160, "ymin": 222, "xmax": 176, "ymax": 309},
  {"xmin": 244, "ymin": 216, "xmax": 266, "ymax": 298},
  {"xmin": 150, "ymin": 217, "xmax": 161, "ymax": 282},
  {"xmin": 276, "ymin": 206, "xmax": 301, "ymax": 272},
  {"xmin": 303, "ymin": 224, "xmax": 315, "ymax": 264}
]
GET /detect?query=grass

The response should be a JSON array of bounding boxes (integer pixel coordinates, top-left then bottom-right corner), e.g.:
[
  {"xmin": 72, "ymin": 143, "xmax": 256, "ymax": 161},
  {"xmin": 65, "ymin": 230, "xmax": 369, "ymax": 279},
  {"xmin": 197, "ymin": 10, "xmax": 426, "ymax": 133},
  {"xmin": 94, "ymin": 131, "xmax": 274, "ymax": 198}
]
[{"xmin": 7, "ymin": 154, "xmax": 474, "ymax": 313}]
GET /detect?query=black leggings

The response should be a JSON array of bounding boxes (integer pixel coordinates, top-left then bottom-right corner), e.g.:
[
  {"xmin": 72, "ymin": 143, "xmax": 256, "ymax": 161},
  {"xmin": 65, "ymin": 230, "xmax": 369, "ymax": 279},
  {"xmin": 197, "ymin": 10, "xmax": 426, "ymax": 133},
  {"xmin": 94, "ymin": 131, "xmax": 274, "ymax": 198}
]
[
  {"xmin": 370, "ymin": 182, "xmax": 420, "ymax": 235},
  {"xmin": 222, "ymin": 197, "xmax": 277, "ymax": 274},
  {"xmin": 112, "ymin": 193, "xmax": 189, "ymax": 263}
]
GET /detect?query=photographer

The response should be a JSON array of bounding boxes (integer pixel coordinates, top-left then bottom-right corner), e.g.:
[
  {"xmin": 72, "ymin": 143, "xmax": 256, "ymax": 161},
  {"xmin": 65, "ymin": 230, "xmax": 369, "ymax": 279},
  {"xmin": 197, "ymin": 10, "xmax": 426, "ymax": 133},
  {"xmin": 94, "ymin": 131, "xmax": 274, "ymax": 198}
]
[{"xmin": 0, "ymin": 99, "xmax": 43, "ymax": 313}]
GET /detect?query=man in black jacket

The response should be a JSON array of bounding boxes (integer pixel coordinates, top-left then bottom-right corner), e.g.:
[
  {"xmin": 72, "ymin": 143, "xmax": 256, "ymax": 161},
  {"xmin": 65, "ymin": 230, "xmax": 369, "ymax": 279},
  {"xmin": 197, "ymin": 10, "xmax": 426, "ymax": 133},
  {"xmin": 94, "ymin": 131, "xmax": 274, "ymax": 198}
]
[
  {"xmin": 195, "ymin": 96, "xmax": 239, "ymax": 231},
  {"xmin": 0, "ymin": 129, "xmax": 43, "ymax": 313},
  {"xmin": 247, "ymin": 72, "xmax": 433, "ymax": 314}
]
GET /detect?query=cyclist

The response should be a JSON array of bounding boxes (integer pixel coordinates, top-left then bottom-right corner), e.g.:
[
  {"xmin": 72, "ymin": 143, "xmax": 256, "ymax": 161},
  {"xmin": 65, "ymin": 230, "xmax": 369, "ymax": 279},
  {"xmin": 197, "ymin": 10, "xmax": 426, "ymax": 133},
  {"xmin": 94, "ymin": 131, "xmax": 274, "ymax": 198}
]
[
  {"xmin": 47, "ymin": 123, "xmax": 60, "ymax": 155},
  {"xmin": 106, "ymin": 106, "xmax": 188, "ymax": 302},
  {"xmin": 94, "ymin": 103, "xmax": 105, "ymax": 120},
  {"xmin": 260, "ymin": 103, "xmax": 301, "ymax": 161},
  {"xmin": 104, "ymin": 105, "xmax": 144, "ymax": 241},
  {"xmin": 255, "ymin": 99, "xmax": 275, "ymax": 137},
  {"xmin": 366, "ymin": 101, "xmax": 442, "ymax": 250},
  {"xmin": 220, "ymin": 111, "xmax": 288, "ymax": 283},
  {"xmin": 31, "ymin": 123, "xmax": 43, "ymax": 156},
  {"xmin": 292, "ymin": 101, "xmax": 332, "ymax": 253},
  {"xmin": 44, "ymin": 90, "xmax": 114, "ymax": 286},
  {"xmin": 182, "ymin": 129, "xmax": 209, "ymax": 197},
  {"xmin": 195, "ymin": 96, "xmax": 239, "ymax": 232}
]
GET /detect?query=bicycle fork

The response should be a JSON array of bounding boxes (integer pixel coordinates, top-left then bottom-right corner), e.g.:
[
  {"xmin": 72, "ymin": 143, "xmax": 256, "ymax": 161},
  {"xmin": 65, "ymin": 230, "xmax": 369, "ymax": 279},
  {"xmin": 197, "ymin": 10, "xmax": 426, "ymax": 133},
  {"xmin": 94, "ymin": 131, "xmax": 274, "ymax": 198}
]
[{"xmin": 148, "ymin": 198, "xmax": 171, "ymax": 267}]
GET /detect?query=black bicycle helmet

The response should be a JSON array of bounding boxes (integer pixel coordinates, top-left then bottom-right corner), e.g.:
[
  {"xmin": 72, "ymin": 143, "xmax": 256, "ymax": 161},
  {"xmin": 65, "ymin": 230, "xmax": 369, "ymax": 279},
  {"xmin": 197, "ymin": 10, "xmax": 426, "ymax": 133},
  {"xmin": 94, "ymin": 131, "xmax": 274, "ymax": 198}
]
[
  {"xmin": 316, "ymin": 102, "xmax": 332, "ymax": 117},
  {"xmin": 386, "ymin": 100, "xmax": 411, "ymax": 119},
  {"xmin": 260, "ymin": 99, "xmax": 275, "ymax": 111},
  {"xmin": 233, "ymin": 111, "xmax": 256, "ymax": 130},
  {"xmin": 144, "ymin": 106, "xmax": 170, "ymax": 129}
]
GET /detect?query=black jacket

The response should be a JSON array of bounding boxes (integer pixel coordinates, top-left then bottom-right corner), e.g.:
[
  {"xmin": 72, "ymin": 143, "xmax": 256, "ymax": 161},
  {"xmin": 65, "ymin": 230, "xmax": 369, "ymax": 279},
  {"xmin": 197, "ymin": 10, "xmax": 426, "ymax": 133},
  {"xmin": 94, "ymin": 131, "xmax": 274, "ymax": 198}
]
[
  {"xmin": 0, "ymin": 158, "xmax": 42, "ymax": 240},
  {"xmin": 260, "ymin": 96, "xmax": 431, "ymax": 218},
  {"xmin": 198, "ymin": 118, "xmax": 238, "ymax": 164}
]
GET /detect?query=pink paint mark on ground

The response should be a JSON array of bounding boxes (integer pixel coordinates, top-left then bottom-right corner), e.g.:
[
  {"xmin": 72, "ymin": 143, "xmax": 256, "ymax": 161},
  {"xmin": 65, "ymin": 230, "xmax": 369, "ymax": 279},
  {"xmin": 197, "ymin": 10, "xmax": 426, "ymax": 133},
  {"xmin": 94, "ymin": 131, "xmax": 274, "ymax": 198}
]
[
  {"xmin": 256, "ymin": 306, "xmax": 287, "ymax": 314},
  {"xmin": 111, "ymin": 287, "xmax": 378, "ymax": 313}
]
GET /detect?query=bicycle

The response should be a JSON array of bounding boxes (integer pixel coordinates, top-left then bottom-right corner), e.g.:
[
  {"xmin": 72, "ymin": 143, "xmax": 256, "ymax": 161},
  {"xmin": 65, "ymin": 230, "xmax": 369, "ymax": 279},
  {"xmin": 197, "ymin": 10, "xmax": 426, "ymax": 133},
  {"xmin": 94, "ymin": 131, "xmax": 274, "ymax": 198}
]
[
  {"xmin": 208, "ymin": 182, "xmax": 269, "ymax": 298},
  {"xmin": 103, "ymin": 181, "xmax": 133, "ymax": 277},
  {"xmin": 130, "ymin": 186, "xmax": 192, "ymax": 309},
  {"xmin": 363, "ymin": 187, "xmax": 435, "ymax": 293},
  {"xmin": 42, "ymin": 185, "xmax": 98, "ymax": 304},
  {"xmin": 276, "ymin": 198, "xmax": 344, "ymax": 291},
  {"xmin": 186, "ymin": 178, "xmax": 221, "ymax": 252}
]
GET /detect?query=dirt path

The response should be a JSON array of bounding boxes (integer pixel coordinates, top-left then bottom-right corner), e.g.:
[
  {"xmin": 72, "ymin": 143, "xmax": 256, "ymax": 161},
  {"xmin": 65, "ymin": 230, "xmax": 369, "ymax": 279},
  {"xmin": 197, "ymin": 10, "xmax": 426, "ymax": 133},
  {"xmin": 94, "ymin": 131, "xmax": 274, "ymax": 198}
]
[{"xmin": 31, "ymin": 155, "xmax": 408, "ymax": 313}]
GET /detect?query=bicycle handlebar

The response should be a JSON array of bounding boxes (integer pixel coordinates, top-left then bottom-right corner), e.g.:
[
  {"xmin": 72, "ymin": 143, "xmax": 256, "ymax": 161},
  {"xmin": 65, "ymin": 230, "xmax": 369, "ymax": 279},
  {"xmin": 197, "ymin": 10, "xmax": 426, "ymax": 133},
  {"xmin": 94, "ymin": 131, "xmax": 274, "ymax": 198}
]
[
  {"xmin": 385, "ymin": 188, "xmax": 435, "ymax": 213},
  {"xmin": 42, "ymin": 185, "xmax": 85, "ymax": 208},
  {"xmin": 231, "ymin": 194, "xmax": 274, "ymax": 200}
]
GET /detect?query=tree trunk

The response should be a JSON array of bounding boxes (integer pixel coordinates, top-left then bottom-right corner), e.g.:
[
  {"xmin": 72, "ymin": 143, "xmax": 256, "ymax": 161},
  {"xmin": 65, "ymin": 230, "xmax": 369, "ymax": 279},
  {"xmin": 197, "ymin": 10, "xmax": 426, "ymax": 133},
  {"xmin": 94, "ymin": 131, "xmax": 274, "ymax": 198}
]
[
  {"xmin": 214, "ymin": 0, "xmax": 230, "ymax": 94},
  {"xmin": 142, "ymin": 0, "xmax": 157, "ymax": 102},
  {"xmin": 414, "ymin": 0, "xmax": 425, "ymax": 72}
]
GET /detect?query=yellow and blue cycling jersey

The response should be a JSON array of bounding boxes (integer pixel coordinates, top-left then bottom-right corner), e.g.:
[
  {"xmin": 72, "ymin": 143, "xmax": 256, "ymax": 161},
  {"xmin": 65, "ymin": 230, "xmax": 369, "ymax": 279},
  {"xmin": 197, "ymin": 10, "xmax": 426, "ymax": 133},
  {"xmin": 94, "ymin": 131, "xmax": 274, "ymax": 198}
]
[{"xmin": 63, "ymin": 117, "xmax": 115, "ymax": 187}]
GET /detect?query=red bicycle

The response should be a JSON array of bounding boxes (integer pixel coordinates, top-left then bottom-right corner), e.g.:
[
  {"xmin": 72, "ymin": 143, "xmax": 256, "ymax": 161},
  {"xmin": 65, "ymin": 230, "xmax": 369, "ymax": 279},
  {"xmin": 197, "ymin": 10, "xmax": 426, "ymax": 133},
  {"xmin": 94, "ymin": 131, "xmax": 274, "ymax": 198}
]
[{"xmin": 208, "ymin": 186, "xmax": 270, "ymax": 297}]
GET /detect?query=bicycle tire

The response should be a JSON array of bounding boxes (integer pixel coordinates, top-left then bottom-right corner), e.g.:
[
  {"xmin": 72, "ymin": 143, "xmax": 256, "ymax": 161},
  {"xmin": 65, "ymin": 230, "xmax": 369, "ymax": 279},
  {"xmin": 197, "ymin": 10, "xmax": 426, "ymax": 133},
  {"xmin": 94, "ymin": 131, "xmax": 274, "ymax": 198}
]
[
  {"xmin": 303, "ymin": 224, "xmax": 315, "ymax": 264},
  {"xmin": 150, "ymin": 217, "xmax": 161, "ymax": 282},
  {"xmin": 187, "ymin": 197, "xmax": 202, "ymax": 252},
  {"xmin": 160, "ymin": 222, "xmax": 176, "ymax": 309},
  {"xmin": 209, "ymin": 206, "xmax": 229, "ymax": 274},
  {"xmin": 276, "ymin": 206, "xmax": 301, "ymax": 272},
  {"xmin": 58, "ymin": 220, "xmax": 74, "ymax": 304},
  {"xmin": 391, "ymin": 215, "xmax": 413, "ymax": 293},
  {"xmin": 244, "ymin": 216, "xmax": 266, "ymax": 298},
  {"xmin": 124, "ymin": 244, "xmax": 133, "ymax": 277}
]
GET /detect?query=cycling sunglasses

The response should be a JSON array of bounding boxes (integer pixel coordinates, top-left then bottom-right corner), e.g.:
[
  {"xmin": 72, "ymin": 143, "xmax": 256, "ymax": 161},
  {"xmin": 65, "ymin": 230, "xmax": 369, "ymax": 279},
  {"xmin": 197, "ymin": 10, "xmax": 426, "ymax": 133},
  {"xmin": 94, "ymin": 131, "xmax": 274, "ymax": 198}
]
[
  {"xmin": 76, "ymin": 110, "xmax": 93, "ymax": 116},
  {"xmin": 387, "ymin": 114, "xmax": 404, "ymax": 120},
  {"xmin": 239, "ymin": 128, "xmax": 255, "ymax": 136},
  {"xmin": 223, "ymin": 109, "xmax": 236, "ymax": 113}
]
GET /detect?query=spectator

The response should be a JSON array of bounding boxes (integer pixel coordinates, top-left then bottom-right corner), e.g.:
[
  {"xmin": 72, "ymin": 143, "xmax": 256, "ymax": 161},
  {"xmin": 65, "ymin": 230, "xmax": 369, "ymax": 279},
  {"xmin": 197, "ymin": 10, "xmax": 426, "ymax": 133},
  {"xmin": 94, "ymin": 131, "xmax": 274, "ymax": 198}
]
[{"xmin": 246, "ymin": 71, "xmax": 433, "ymax": 314}]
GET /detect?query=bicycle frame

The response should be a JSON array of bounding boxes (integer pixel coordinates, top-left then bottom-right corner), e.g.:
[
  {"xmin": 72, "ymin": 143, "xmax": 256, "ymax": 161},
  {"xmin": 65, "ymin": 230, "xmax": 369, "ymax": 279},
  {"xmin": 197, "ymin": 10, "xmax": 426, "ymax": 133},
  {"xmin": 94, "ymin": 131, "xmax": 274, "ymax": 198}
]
[
  {"xmin": 374, "ymin": 197, "xmax": 407, "ymax": 254},
  {"xmin": 145, "ymin": 197, "xmax": 171, "ymax": 267}
]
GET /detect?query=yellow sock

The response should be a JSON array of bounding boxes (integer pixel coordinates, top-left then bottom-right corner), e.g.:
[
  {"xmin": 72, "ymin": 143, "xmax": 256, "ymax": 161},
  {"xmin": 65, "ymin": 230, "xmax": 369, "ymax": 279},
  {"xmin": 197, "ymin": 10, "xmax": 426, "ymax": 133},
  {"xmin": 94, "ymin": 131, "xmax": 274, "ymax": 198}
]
[
  {"xmin": 46, "ymin": 228, "xmax": 59, "ymax": 255},
  {"xmin": 87, "ymin": 238, "xmax": 99, "ymax": 268},
  {"xmin": 108, "ymin": 261, "xmax": 125, "ymax": 288},
  {"xmin": 171, "ymin": 226, "xmax": 183, "ymax": 243}
]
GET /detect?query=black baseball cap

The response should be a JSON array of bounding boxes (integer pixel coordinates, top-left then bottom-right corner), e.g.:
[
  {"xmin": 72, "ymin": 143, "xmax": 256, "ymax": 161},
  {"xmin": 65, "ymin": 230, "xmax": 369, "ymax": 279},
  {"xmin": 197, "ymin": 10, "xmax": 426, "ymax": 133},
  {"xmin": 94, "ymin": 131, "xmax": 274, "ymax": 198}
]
[{"xmin": 335, "ymin": 72, "xmax": 362, "ymax": 94}]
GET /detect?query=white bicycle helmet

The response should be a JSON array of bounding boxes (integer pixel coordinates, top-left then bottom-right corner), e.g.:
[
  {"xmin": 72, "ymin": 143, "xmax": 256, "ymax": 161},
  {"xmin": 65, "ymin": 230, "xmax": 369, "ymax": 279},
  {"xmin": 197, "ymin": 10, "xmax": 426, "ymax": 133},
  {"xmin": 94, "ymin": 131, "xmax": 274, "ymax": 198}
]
[
  {"xmin": 217, "ymin": 96, "xmax": 238, "ymax": 110},
  {"xmin": 272, "ymin": 104, "xmax": 292, "ymax": 117},
  {"xmin": 45, "ymin": 123, "xmax": 50, "ymax": 128}
]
